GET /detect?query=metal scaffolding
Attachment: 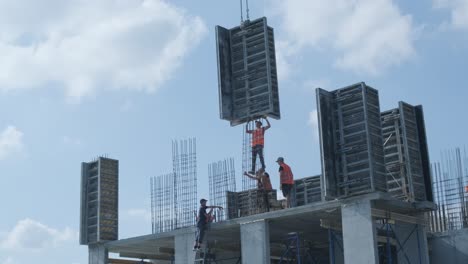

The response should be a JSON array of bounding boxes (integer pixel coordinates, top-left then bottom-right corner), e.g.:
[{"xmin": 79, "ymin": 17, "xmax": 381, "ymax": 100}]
[
  {"xmin": 429, "ymin": 147, "xmax": 468, "ymax": 232},
  {"xmin": 208, "ymin": 158, "xmax": 237, "ymax": 221},
  {"xmin": 172, "ymin": 138, "xmax": 198, "ymax": 229},
  {"xmin": 150, "ymin": 173, "xmax": 175, "ymax": 233}
]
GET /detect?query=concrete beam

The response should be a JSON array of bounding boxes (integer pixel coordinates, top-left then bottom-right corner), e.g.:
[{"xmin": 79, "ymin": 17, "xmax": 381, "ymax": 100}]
[
  {"xmin": 174, "ymin": 232, "xmax": 196, "ymax": 264},
  {"xmin": 240, "ymin": 219, "xmax": 270, "ymax": 264},
  {"xmin": 342, "ymin": 199, "xmax": 378, "ymax": 264},
  {"xmin": 89, "ymin": 243, "xmax": 108, "ymax": 264}
]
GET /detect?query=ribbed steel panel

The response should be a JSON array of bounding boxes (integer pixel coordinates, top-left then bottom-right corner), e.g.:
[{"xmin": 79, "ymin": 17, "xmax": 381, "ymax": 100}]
[
  {"xmin": 291, "ymin": 175, "xmax": 322, "ymax": 206},
  {"xmin": 316, "ymin": 82, "xmax": 386, "ymax": 200},
  {"xmin": 216, "ymin": 17, "xmax": 280, "ymax": 126},
  {"xmin": 80, "ymin": 157, "xmax": 118, "ymax": 245},
  {"xmin": 381, "ymin": 102, "xmax": 433, "ymax": 201}
]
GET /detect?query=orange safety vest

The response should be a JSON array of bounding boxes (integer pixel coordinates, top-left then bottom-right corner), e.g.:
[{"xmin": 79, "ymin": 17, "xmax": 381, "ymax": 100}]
[
  {"xmin": 252, "ymin": 128, "xmax": 265, "ymax": 146},
  {"xmin": 280, "ymin": 163, "xmax": 294, "ymax": 185}
]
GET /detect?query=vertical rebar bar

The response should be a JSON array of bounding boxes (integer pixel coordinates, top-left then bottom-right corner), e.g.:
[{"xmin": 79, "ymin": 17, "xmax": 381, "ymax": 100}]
[
  {"xmin": 209, "ymin": 158, "xmax": 236, "ymax": 222},
  {"xmin": 430, "ymin": 146, "xmax": 468, "ymax": 232},
  {"xmin": 172, "ymin": 138, "xmax": 197, "ymax": 229}
]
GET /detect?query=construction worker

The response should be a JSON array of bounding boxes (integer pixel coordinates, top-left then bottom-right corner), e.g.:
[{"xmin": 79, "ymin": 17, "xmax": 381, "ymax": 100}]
[
  {"xmin": 244, "ymin": 168, "xmax": 272, "ymax": 190},
  {"xmin": 194, "ymin": 199, "xmax": 222, "ymax": 251},
  {"xmin": 246, "ymin": 117, "xmax": 271, "ymax": 173},
  {"xmin": 276, "ymin": 157, "xmax": 294, "ymax": 208}
]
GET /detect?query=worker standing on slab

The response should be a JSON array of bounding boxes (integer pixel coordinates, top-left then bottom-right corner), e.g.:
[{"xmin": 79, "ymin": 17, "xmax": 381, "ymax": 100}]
[
  {"xmin": 246, "ymin": 117, "xmax": 271, "ymax": 173},
  {"xmin": 194, "ymin": 199, "xmax": 222, "ymax": 251},
  {"xmin": 276, "ymin": 157, "xmax": 294, "ymax": 208},
  {"xmin": 244, "ymin": 168, "xmax": 272, "ymax": 190}
]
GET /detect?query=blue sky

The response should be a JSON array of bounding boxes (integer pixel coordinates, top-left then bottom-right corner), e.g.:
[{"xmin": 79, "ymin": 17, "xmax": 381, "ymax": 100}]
[{"xmin": 0, "ymin": 0, "xmax": 467, "ymax": 263}]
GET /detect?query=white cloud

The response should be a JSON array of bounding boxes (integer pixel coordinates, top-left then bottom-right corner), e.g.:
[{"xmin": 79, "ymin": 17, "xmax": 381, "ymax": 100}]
[
  {"xmin": 0, "ymin": 0, "xmax": 207, "ymax": 100},
  {"xmin": 434, "ymin": 0, "xmax": 468, "ymax": 29},
  {"xmin": 0, "ymin": 126, "xmax": 24, "ymax": 160},
  {"xmin": 308, "ymin": 110, "xmax": 319, "ymax": 142},
  {"xmin": 274, "ymin": 0, "xmax": 415, "ymax": 75},
  {"xmin": 1, "ymin": 219, "xmax": 76, "ymax": 251}
]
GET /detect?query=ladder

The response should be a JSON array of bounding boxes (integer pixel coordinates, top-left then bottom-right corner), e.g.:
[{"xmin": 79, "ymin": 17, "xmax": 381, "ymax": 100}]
[{"xmin": 194, "ymin": 246, "xmax": 217, "ymax": 264}]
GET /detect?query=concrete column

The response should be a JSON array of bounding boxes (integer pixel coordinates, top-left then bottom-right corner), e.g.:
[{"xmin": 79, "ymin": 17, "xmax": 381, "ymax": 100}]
[
  {"xmin": 240, "ymin": 219, "xmax": 270, "ymax": 264},
  {"xmin": 341, "ymin": 199, "xmax": 378, "ymax": 264},
  {"xmin": 393, "ymin": 221, "xmax": 429, "ymax": 264},
  {"xmin": 88, "ymin": 243, "xmax": 108, "ymax": 264},
  {"xmin": 174, "ymin": 232, "xmax": 196, "ymax": 264}
]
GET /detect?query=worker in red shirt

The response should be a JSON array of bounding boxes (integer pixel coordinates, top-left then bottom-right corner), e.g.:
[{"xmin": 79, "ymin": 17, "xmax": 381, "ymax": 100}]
[
  {"xmin": 246, "ymin": 117, "xmax": 271, "ymax": 173},
  {"xmin": 244, "ymin": 168, "xmax": 273, "ymax": 191},
  {"xmin": 276, "ymin": 157, "xmax": 294, "ymax": 208}
]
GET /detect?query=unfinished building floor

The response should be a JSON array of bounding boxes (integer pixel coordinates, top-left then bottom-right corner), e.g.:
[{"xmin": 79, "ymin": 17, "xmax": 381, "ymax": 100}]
[{"xmin": 102, "ymin": 192, "xmax": 434, "ymax": 264}]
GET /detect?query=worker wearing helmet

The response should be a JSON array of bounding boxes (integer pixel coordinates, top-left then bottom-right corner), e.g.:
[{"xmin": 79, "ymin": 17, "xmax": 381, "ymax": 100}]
[
  {"xmin": 194, "ymin": 199, "xmax": 222, "ymax": 251},
  {"xmin": 276, "ymin": 157, "xmax": 294, "ymax": 208}
]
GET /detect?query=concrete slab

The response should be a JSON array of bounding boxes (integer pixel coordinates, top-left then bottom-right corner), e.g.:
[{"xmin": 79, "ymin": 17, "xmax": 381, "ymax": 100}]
[{"xmin": 105, "ymin": 193, "xmax": 434, "ymax": 262}]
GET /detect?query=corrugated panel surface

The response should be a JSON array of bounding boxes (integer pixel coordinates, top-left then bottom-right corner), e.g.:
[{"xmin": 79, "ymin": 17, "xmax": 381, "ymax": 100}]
[
  {"xmin": 317, "ymin": 82, "xmax": 386, "ymax": 199},
  {"xmin": 216, "ymin": 17, "xmax": 280, "ymax": 126},
  {"xmin": 291, "ymin": 175, "xmax": 322, "ymax": 206},
  {"xmin": 79, "ymin": 158, "xmax": 118, "ymax": 245},
  {"xmin": 381, "ymin": 102, "xmax": 431, "ymax": 201}
]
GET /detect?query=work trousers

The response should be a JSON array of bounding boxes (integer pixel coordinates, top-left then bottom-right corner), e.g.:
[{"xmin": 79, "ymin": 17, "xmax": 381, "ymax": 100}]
[{"xmin": 251, "ymin": 144, "xmax": 265, "ymax": 172}]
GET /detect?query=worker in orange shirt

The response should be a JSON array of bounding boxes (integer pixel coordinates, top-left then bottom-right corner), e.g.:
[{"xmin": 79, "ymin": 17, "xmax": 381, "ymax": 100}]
[
  {"xmin": 276, "ymin": 157, "xmax": 294, "ymax": 208},
  {"xmin": 246, "ymin": 117, "xmax": 271, "ymax": 173}
]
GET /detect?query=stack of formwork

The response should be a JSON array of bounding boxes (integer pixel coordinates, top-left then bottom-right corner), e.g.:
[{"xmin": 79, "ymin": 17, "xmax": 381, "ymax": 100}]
[
  {"xmin": 316, "ymin": 82, "xmax": 387, "ymax": 200},
  {"xmin": 381, "ymin": 102, "xmax": 433, "ymax": 202},
  {"xmin": 292, "ymin": 175, "xmax": 322, "ymax": 206},
  {"xmin": 226, "ymin": 189, "xmax": 279, "ymax": 219}
]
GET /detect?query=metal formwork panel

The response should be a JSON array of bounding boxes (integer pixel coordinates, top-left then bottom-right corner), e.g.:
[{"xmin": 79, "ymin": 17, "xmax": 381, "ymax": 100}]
[
  {"xmin": 316, "ymin": 82, "xmax": 386, "ymax": 200},
  {"xmin": 291, "ymin": 175, "xmax": 322, "ymax": 206},
  {"xmin": 216, "ymin": 17, "xmax": 280, "ymax": 126},
  {"xmin": 80, "ymin": 157, "xmax": 118, "ymax": 245},
  {"xmin": 381, "ymin": 102, "xmax": 433, "ymax": 202}
]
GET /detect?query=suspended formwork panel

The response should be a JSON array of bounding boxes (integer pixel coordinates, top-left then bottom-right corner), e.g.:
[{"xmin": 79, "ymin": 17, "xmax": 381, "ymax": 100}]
[
  {"xmin": 216, "ymin": 17, "xmax": 280, "ymax": 126},
  {"xmin": 316, "ymin": 82, "xmax": 386, "ymax": 200},
  {"xmin": 80, "ymin": 157, "xmax": 119, "ymax": 245},
  {"xmin": 381, "ymin": 102, "xmax": 433, "ymax": 202}
]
